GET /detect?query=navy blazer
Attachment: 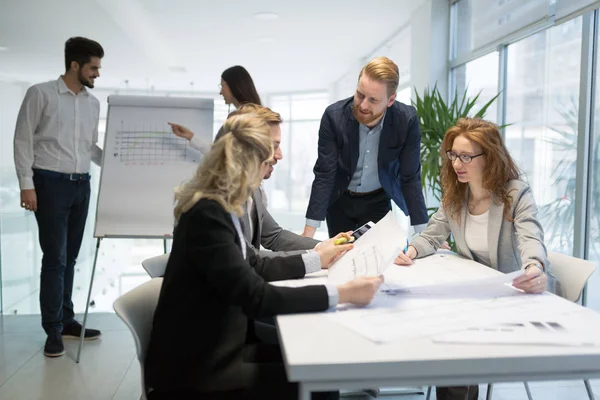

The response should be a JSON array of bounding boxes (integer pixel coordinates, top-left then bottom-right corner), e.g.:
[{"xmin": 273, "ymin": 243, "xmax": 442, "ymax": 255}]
[{"xmin": 306, "ymin": 97, "xmax": 428, "ymax": 225}]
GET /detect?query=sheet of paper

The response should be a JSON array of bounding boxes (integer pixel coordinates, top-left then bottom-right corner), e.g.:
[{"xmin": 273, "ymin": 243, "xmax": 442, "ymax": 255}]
[
  {"xmin": 269, "ymin": 270, "xmax": 328, "ymax": 288},
  {"xmin": 328, "ymin": 251, "xmax": 600, "ymax": 346},
  {"xmin": 331, "ymin": 292, "xmax": 597, "ymax": 345},
  {"xmin": 327, "ymin": 211, "xmax": 407, "ymax": 285},
  {"xmin": 382, "ymin": 270, "xmax": 525, "ymax": 297}
]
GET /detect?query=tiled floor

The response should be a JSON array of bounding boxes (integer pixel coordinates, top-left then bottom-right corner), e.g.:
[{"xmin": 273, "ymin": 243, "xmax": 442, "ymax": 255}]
[{"xmin": 0, "ymin": 313, "xmax": 599, "ymax": 400}]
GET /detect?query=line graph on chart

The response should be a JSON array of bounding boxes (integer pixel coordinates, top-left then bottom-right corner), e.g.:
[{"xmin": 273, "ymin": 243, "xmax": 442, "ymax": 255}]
[
  {"xmin": 111, "ymin": 121, "xmax": 202, "ymax": 165},
  {"xmin": 350, "ymin": 246, "xmax": 384, "ymax": 277}
]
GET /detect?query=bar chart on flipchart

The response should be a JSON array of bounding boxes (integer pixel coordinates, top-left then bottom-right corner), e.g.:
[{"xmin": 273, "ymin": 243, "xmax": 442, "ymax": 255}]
[{"xmin": 112, "ymin": 121, "xmax": 201, "ymax": 165}]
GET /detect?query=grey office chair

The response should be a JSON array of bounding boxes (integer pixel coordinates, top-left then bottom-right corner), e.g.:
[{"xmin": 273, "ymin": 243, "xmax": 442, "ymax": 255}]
[
  {"xmin": 113, "ymin": 278, "xmax": 163, "ymax": 400},
  {"xmin": 142, "ymin": 253, "xmax": 170, "ymax": 278}
]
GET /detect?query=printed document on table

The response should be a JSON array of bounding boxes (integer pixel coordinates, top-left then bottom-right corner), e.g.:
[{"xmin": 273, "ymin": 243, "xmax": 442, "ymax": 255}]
[{"xmin": 382, "ymin": 270, "xmax": 525, "ymax": 297}]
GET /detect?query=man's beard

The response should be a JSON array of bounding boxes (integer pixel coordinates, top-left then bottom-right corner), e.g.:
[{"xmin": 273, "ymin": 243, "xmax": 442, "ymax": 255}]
[
  {"xmin": 353, "ymin": 103, "xmax": 384, "ymax": 125},
  {"xmin": 263, "ymin": 164, "xmax": 275, "ymax": 179},
  {"xmin": 78, "ymin": 70, "xmax": 94, "ymax": 88}
]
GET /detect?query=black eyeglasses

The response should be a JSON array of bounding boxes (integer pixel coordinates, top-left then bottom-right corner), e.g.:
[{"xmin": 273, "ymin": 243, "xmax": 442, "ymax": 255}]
[{"xmin": 446, "ymin": 151, "xmax": 484, "ymax": 164}]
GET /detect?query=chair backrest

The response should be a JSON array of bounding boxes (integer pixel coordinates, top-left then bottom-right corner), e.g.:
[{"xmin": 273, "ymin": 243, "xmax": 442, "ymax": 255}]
[
  {"xmin": 548, "ymin": 251, "xmax": 596, "ymax": 303},
  {"xmin": 113, "ymin": 277, "xmax": 163, "ymax": 400},
  {"xmin": 142, "ymin": 253, "xmax": 170, "ymax": 278}
]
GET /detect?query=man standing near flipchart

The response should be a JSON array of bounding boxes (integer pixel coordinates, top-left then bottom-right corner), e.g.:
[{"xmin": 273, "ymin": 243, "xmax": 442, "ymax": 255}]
[{"xmin": 13, "ymin": 37, "xmax": 104, "ymax": 358}]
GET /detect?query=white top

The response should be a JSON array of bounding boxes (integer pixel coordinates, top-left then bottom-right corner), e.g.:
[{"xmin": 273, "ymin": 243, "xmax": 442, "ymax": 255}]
[
  {"xmin": 464, "ymin": 209, "xmax": 491, "ymax": 266},
  {"xmin": 13, "ymin": 77, "xmax": 103, "ymax": 190}
]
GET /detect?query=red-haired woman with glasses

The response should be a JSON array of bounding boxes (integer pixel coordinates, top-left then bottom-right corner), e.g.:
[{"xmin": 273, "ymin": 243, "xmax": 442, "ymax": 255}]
[{"xmin": 395, "ymin": 118, "xmax": 551, "ymax": 293}]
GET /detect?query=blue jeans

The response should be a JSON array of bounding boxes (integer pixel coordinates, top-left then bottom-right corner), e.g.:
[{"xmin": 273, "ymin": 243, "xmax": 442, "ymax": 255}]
[{"xmin": 33, "ymin": 171, "xmax": 91, "ymax": 335}]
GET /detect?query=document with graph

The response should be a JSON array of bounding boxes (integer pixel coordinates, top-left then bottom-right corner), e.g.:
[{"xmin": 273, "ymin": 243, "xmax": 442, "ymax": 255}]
[{"xmin": 327, "ymin": 210, "xmax": 408, "ymax": 285}]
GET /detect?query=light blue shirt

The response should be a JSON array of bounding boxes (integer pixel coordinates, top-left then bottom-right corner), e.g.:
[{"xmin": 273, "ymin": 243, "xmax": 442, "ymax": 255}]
[
  {"xmin": 306, "ymin": 113, "xmax": 386, "ymax": 229},
  {"xmin": 348, "ymin": 113, "xmax": 386, "ymax": 193}
]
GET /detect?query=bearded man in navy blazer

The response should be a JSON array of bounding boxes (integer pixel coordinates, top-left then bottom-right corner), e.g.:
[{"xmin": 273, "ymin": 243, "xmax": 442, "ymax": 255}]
[{"xmin": 302, "ymin": 57, "xmax": 428, "ymax": 238}]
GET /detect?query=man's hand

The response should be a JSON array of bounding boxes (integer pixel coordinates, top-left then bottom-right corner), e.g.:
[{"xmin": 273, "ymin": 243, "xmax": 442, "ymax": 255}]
[
  {"xmin": 302, "ymin": 225, "xmax": 317, "ymax": 238},
  {"xmin": 314, "ymin": 232, "xmax": 354, "ymax": 268},
  {"xmin": 20, "ymin": 189, "xmax": 37, "ymax": 212},
  {"xmin": 168, "ymin": 122, "xmax": 194, "ymax": 140},
  {"xmin": 337, "ymin": 276, "xmax": 384, "ymax": 306}
]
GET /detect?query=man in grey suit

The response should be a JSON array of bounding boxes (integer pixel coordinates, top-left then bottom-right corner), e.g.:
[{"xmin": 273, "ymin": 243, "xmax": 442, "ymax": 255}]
[{"xmin": 171, "ymin": 104, "xmax": 320, "ymax": 257}]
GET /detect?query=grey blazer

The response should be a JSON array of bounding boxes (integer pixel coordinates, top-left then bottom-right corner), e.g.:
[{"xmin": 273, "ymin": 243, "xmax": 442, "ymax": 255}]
[
  {"xmin": 241, "ymin": 188, "xmax": 320, "ymax": 258},
  {"xmin": 188, "ymin": 129, "xmax": 320, "ymax": 257},
  {"xmin": 411, "ymin": 180, "xmax": 549, "ymax": 275}
]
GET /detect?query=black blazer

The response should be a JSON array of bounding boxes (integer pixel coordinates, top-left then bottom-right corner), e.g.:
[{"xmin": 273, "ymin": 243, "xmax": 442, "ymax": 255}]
[
  {"xmin": 144, "ymin": 199, "xmax": 328, "ymax": 393},
  {"xmin": 305, "ymin": 97, "xmax": 428, "ymax": 225}
]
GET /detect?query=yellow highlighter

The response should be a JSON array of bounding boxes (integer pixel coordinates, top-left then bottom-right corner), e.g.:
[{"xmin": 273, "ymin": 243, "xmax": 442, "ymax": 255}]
[{"xmin": 334, "ymin": 236, "xmax": 355, "ymax": 245}]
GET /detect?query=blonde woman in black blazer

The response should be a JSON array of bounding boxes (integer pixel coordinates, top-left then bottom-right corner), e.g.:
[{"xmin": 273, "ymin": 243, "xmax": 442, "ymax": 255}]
[{"xmin": 145, "ymin": 113, "xmax": 383, "ymax": 400}]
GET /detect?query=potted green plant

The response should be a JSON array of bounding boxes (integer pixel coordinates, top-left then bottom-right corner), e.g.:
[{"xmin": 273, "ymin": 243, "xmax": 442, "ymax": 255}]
[{"xmin": 413, "ymin": 85, "xmax": 501, "ymax": 212}]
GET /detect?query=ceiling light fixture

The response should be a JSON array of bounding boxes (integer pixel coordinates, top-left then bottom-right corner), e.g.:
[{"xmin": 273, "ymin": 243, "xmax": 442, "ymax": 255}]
[
  {"xmin": 0, "ymin": 46, "xmax": 9, "ymax": 51},
  {"xmin": 254, "ymin": 12, "xmax": 279, "ymax": 20},
  {"xmin": 168, "ymin": 66, "xmax": 187, "ymax": 73}
]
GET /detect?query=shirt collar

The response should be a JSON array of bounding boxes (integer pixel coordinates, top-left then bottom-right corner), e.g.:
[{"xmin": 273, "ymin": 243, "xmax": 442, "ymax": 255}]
[{"xmin": 57, "ymin": 76, "xmax": 89, "ymax": 95}]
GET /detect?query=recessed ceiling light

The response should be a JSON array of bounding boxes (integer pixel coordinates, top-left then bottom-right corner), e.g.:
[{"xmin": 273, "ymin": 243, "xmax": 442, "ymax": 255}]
[
  {"xmin": 257, "ymin": 37, "xmax": 275, "ymax": 43},
  {"xmin": 168, "ymin": 66, "xmax": 187, "ymax": 73},
  {"xmin": 0, "ymin": 46, "xmax": 9, "ymax": 51},
  {"xmin": 254, "ymin": 12, "xmax": 279, "ymax": 20}
]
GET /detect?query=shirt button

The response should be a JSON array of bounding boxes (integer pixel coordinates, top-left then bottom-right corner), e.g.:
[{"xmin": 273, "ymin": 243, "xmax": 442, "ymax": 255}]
[
  {"xmin": 367, "ymin": 150, "xmax": 370, "ymax": 153},
  {"xmin": 365, "ymin": 165, "xmax": 369, "ymax": 169}
]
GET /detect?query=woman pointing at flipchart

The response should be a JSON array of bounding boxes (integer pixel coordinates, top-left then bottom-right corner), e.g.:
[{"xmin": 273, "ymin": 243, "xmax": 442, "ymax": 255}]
[{"xmin": 169, "ymin": 65, "xmax": 262, "ymax": 152}]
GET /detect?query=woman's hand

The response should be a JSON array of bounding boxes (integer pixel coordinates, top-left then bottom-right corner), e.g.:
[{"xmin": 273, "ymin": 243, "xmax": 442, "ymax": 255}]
[
  {"xmin": 168, "ymin": 122, "xmax": 194, "ymax": 140},
  {"xmin": 337, "ymin": 275, "xmax": 384, "ymax": 306},
  {"xmin": 512, "ymin": 264, "xmax": 547, "ymax": 294},
  {"xmin": 394, "ymin": 245, "xmax": 417, "ymax": 266},
  {"xmin": 314, "ymin": 232, "xmax": 354, "ymax": 268}
]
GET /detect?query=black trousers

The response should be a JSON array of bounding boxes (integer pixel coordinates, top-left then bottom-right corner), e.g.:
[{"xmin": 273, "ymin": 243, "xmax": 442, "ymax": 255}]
[
  {"xmin": 33, "ymin": 171, "xmax": 91, "ymax": 335},
  {"xmin": 325, "ymin": 189, "xmax": 391, "ymax": 237},
  {"xmin": 148, "ymin": 343, "xmax": 339, "ymax": 400},
  {"xmin": 436, "ymin": 385, "xmax": 479, "ymax": 400}
]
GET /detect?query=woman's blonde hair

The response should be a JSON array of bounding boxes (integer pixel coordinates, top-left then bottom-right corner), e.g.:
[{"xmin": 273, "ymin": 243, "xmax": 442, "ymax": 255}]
[
  {"xmin": 173, "ymin": 113, "xmax": 274, "ymax": 220},
  {"xmin": 441, "ymin": 117, "xmax": 520, "ymax": 223}
]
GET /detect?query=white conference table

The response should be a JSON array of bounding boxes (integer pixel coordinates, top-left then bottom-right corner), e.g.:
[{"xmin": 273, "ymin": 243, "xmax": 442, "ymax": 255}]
[{"xmin": 275, "ymin": 252, "xmax": 600, "ymax": 400}]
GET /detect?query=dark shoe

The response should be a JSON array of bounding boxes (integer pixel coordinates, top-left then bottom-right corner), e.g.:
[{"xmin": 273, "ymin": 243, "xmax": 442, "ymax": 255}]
[
  {"xmin": 61, "ymin": 321, "xmax": 102, "ymax": 340},
  {"xmin": 44, "ymin": 333, "xmax": 65, "ymax": 357}
]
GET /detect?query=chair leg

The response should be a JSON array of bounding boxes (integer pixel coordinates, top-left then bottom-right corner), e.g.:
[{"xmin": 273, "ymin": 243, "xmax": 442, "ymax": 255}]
[
  {"xmin": 425, "ymin": 386, "xmax": 432, "ymax": 400},
  {"xmin": 523, "ymin": 382, "xmax": 533, "ymax": 400},
  {"xmin": 584, "ymin": 379, "xmax": 596, "ymax": 400},
  {"xmin": 486, "ymin": 383, "xmax": 494, "ymax": 400}
]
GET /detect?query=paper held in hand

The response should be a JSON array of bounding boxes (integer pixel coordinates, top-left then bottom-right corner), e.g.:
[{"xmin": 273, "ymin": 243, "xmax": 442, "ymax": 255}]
[{"xmin": 327, "ymin": 210, "xmax": 409, "ymax": 285}]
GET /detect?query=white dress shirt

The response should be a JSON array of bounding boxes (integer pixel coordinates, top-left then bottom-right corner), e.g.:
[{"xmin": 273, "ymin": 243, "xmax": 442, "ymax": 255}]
[{"xmin": 13, "ymin": 76, "xmax": 103, "ymax": 190}]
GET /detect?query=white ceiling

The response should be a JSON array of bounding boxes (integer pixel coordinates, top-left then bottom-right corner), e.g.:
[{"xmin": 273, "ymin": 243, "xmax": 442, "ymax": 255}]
[{"xmin": 0, "ymin": 0, "xmax": 423, "ymax": 94}]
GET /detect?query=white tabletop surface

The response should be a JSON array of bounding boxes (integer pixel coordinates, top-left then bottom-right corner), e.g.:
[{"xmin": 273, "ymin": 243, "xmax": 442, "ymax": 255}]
[{"xmin": 275, "ymin": 252, "xmax": 600, "ymax": 389}]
